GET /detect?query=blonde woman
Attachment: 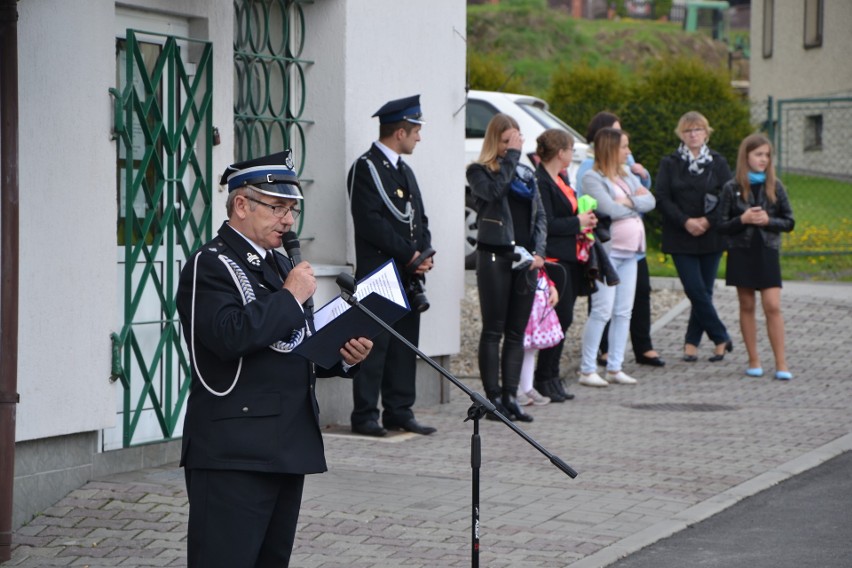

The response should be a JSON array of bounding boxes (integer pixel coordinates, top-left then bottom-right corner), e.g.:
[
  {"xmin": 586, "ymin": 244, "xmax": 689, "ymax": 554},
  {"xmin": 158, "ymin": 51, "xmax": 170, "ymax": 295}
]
[
  {"xmin": 577, "ymin": 128, "xmax": 655, "ymax": 387},
  {"xmin": 656, "ymin": 111, "xmax": 733, "ymax": 363},
  {"xmin": 466, "ymin": 113, "xmax": 547, "ymax": 421}
]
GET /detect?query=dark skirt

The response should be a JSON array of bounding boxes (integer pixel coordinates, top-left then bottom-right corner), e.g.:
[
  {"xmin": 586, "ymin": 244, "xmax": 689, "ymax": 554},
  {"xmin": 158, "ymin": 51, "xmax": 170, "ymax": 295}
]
[{"xmin": 726, "ymin": 232, "xmax": 782, "ymax": 289}]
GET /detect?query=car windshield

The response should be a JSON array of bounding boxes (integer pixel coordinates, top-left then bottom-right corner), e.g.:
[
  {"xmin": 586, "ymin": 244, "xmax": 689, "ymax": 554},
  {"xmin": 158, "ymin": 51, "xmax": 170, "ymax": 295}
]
[{"xmin": 517, "ymin": 101, "xmax": 587, "ymax": 143}]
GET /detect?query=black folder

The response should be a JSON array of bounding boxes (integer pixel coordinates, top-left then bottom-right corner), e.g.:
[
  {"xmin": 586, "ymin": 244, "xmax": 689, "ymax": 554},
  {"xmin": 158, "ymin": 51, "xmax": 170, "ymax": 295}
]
[{"xmin": 293, "ymin": 265, "xmax": 410, "ymax": 369}]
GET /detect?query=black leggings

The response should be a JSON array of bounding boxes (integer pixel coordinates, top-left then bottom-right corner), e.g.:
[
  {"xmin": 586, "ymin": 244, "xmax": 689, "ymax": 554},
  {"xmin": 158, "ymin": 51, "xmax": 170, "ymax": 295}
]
[{"xmin": 476, "ymin": 250, "xmax": 536, "ymax": 398}]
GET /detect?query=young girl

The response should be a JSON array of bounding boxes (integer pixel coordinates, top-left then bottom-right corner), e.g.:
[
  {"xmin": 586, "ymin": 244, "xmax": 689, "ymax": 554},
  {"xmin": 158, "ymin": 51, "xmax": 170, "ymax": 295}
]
[
  {"xmin": 517, "ymin": 272, "xmax": 559, "ymax": 407},
  {"xmin": 718, "ymin": 134, "xmax": 795, "ymax": 380}
]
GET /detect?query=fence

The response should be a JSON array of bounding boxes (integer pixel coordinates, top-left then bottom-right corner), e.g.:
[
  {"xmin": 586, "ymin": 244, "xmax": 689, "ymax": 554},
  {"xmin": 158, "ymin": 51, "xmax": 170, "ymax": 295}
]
[{"xmin": 754, "ymin": 96, "xmax": 852, "ymax": 257}]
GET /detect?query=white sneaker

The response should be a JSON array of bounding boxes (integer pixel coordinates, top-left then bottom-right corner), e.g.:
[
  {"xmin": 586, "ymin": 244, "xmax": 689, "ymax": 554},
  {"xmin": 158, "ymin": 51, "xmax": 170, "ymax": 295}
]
[
  {"xmin": 526, "ymin": 388, "xmax": 551, "ymax": 406},
  {"xmin": 515, "ymin": 390, "xmax": 534, "ymax": 406},
  {"xmin": 578, "ymin": 372, "xmax": 609, "ymax": 387},
  {"xmin": 606, "ymin": 370, "xmax": 637, "ymax": 385}
]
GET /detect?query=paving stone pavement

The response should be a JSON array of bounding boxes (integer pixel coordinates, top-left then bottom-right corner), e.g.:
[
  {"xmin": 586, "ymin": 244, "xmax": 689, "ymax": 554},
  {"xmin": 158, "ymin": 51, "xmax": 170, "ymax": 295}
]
[{"xmin": 6, "ymin": 280, "xmax": 852, "ymax": 567}]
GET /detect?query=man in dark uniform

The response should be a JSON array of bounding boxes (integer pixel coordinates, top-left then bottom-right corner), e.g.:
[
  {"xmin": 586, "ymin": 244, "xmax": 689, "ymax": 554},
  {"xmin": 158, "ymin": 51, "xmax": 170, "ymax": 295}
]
[
  {"xmin": 176, "ymin": 150, "xmax": 373, "ymax": 567},
  {"xmin": 347, "ymin": 95, "xmax": 436, "ymax": 437}
]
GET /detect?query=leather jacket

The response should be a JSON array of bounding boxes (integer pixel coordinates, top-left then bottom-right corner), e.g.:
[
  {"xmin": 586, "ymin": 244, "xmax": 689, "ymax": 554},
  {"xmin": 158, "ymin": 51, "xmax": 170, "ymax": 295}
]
[
  {"xmin": 466, "ymin": 149, "xmax": 547, "ymax": 256},
  {"xmin": 717, "ymin": 179, "xmax": 795, "ymax": 250}
]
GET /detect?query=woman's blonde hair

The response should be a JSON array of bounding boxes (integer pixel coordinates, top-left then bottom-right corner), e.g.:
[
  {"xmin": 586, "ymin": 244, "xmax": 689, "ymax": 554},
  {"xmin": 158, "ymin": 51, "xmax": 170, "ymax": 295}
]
[
  {"xmin": 675, "ymin": 111, "xmax": 714, "ymax": 140},
  {"xmin": 593, "ymin": 127, "xmax": 627, "ymax": 180},
  {"xmin": 536, "ymin": 128, "xmax": 573, "ymax": 164},
  {"xmin": 478, "ymin": 113, "xmax": 520, "ymax": 171},
  {"xmin": 735, "ymin": 133, "xmax": 778, "ymax": 203}
]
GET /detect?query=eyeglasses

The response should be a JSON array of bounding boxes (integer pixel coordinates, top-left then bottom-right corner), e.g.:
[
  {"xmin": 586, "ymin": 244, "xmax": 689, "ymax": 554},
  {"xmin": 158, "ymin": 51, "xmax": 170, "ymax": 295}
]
[
  {"xmin": 683, "ymin": 128, "xmax": 706, "ymax": 135},
  {"xmin": 245, "ymin": 196, "xmax": 301, "ymax": 219}
]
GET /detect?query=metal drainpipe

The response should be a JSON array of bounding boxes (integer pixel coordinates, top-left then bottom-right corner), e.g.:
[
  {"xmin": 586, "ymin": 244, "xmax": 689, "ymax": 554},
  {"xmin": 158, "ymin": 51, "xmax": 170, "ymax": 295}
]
[{"xmin": 0, "ymin": 0, "xmax": 20, "ymax": 561}]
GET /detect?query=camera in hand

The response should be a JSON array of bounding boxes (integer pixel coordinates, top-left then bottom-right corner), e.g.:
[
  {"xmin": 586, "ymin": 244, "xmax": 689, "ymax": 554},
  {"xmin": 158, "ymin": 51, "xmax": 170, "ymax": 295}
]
[{"xmin": 405, "ymin": 247, "xmax": 435, "ymax": 313}]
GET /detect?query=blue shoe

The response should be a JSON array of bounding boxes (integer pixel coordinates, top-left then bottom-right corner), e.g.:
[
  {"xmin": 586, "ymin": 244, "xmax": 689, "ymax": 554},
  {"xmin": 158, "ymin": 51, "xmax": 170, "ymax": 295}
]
[
  {"xmin": 745, "ymin": 367, "xmax": 764, "ymax": 377},
  {"xmin": 775, "ymin": 371, "xmax": 793, "ymax": 381}
]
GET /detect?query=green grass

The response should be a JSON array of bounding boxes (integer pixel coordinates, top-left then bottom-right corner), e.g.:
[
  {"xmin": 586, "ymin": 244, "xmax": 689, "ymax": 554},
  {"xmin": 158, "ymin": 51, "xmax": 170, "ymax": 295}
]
[{"xmin": 647, "ymin": 173, "xmax": 852, "ymax": 282}]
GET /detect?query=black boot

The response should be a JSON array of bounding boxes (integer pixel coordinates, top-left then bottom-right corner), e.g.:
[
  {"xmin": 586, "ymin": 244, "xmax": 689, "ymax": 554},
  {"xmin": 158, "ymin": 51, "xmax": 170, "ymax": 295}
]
[
  {"xmin": 551, "ymin": 378, "xmax": 575, "ymax": 401},
  {"xmin": 544, "ymin": 379, "xmax": 567, "ymax": 403},
  {"xmin": 534, "ymin": 379, "xmax": 558, "ymax": 402},
  {"xmin": 485, "ymin": 396, "xmax": 510, "ymax": 421},
  {"xmin": 502, "ymin": 392, "xmax": 533, "ymax": 422}
]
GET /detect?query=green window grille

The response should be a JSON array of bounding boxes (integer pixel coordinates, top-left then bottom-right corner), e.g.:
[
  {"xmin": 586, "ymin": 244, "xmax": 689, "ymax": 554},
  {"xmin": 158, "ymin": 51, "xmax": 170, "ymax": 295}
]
[
  {"xmin": 234, "ymin": 0, "xmax": 314, "ymax": 230},
  {"xmin": 110, "ymin": 29, "xmax": 214, "ymax": 448}
]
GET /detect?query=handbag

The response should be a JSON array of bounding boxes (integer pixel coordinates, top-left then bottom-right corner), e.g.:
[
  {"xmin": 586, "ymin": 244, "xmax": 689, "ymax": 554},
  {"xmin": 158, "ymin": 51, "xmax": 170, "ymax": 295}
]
[{"xmin": 524, "ymin": 271, "xmax": 565, "ymax": 350}]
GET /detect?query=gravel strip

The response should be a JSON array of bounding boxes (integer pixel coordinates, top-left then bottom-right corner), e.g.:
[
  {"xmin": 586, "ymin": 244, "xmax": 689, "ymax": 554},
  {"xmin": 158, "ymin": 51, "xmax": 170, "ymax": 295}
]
[{"xmin": 449, "ymin": 271, "xmax": 686, "ymax": 379}]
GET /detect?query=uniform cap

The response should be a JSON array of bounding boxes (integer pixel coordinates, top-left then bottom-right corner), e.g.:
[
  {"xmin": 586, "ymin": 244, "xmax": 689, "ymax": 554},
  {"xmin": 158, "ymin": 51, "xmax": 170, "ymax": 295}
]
[
  {"xmin": 372, "ymin": 95, "xmax": 424, "ymax": 125},
  {"xmin": 220, "ymin": 150, "xmax": 303, "ymax": 200}
]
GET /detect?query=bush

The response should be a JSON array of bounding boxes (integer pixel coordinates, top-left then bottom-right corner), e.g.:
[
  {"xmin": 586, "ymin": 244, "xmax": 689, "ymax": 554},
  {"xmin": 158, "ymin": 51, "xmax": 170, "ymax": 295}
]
[
  {"xmin": 545, "ymin": 58, "xmax": 754, "ymax": 246},
  {"xmin": 622, "ymin": 58, "xmax": 753, "ymax": 177},
  {"xmin": 467, "ymin": 52, "xmax": 526, "ymax": 94},
  {"xmin": 547, "ymin": 64, "xmax": 629, "ymax": 139}
]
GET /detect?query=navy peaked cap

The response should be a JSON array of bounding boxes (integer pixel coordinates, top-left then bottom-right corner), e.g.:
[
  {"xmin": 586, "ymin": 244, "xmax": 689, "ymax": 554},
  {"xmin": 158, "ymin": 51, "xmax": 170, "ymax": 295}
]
[
  {"xmin": 220, "ymin": 150, "xmax": 303, "ymax": 200},
  {"xmin": 372, "ymin": 95, "xmax": 424, "ymax": 124}
]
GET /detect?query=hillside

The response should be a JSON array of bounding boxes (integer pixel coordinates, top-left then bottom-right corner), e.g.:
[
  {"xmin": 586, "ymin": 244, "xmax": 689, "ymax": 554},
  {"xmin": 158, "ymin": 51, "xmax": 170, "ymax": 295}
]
[{"xmin": 467, "ymin": 4, "xmax": 747, "ymax": 97}]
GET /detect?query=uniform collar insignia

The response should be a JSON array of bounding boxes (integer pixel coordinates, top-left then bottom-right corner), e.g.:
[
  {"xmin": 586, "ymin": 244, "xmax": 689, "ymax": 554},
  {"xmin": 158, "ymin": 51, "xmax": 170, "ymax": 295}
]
[{"xmin": 246, "ymin": 251, "xmax": 262, "ymax": 267}]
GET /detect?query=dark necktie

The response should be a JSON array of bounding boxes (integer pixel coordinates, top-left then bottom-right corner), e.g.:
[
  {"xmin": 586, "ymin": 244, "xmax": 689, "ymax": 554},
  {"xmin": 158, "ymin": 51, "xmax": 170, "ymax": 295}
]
[{"xmin": 265, "ymin": 251, "xmax": 282, "ymax": 281}]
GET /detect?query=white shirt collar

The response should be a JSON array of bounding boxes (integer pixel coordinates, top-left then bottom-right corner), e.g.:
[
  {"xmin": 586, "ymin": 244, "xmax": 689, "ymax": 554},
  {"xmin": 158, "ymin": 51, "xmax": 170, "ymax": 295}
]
[
  {"xmin": 228, "ymin": 223, "xmax": 271, "ymax": 258},
  {"xmin": 374, "ymin": 140, "xmax": 401, "ymax": 169}
]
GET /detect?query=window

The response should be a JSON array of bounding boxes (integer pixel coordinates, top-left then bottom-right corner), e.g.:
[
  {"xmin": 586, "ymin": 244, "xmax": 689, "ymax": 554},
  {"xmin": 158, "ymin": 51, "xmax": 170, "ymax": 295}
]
[
  {"xmin": 465, "ymin": 99, "xmax": 499, "ymax": 138},
  {"xmin": 762, "ymin": 0, "xmax": 774, "ymax": 58},
  {"xmin": 804, "ymin": 0, "xmax": 823, "ymax": 49},
  {"xmin": 804, "ymin": 115, "xmax": 823, "ymax": 151}
]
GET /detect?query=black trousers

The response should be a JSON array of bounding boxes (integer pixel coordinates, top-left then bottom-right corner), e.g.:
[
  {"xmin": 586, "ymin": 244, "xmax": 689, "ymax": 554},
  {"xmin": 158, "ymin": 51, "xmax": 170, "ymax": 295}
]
[
  {"xmin": 476, "ymin": 250, "xmax": 536, "ymax": 397},
  {"xmin": 535, "ymin": 260, "xmax": 583, "ymax": 382},
  {"xmin": 185, "ymin": 468, "xmax": 305, "ymax": 568},
  {"xmin": 351, "ymin": 309, "xmax": 420, "ymax": 426},
  {"xmin": 599, "ymin": 256, "xmax": 654, "ymax": 357}
]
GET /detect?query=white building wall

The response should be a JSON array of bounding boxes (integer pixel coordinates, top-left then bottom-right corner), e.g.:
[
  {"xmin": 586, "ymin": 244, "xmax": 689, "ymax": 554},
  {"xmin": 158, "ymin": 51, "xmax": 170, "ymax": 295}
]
[
  {"xmin": 750, "ymin": 0, "xmax": 852, "ymax": 103},
  {"xmin": 15, "ymin": 0, "xmax": 233, "ymax": 443},
  {"xmin": 16, "ymin": 0, "xmax": 118, "ymax": 442},
  {"xmin": 14, "ymin": 0, "xmax": 464, "ymax": 442},
  {"xmin": 302, "ymin": 0, "xmax": 467, "ymax": 360}
]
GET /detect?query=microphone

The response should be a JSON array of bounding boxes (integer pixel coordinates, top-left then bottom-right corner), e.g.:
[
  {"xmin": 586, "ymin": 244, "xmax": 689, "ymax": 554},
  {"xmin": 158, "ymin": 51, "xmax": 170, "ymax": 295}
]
[
  {"xmin": 282, "ymin": 231, "xmax": 314, "ymax": 317},
  {"xmin": 335, "ymin": 272, "xmax": 357, "ymax": 306}
]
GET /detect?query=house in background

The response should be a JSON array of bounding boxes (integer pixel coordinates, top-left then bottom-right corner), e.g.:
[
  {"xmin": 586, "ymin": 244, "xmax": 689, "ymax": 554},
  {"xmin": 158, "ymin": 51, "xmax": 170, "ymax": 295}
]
[
  {"xmin": 6, "ymin": 0, "xmax": 465, "ymax": 532},
  {"xmin": 750, "ymin": 0, "xmax": 852, "ymax": 177}
]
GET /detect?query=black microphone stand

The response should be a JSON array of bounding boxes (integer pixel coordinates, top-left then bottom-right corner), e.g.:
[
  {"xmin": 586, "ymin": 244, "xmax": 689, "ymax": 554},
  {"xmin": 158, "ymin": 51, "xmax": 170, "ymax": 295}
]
[{"xmin": 337, "ymin": 275, "xmax": 578, "ymax": 568}]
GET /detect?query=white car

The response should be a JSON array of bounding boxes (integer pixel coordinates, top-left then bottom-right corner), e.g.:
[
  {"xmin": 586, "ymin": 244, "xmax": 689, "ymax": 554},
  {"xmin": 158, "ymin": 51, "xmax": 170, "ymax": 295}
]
[{"xmin": 464, "ymin": 90, "xmax": 589, "ymax": 268}]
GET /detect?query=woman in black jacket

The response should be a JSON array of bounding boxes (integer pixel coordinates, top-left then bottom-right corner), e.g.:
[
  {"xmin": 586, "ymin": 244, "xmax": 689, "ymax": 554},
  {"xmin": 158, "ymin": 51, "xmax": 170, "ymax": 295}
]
[
  {"xmin": 656, "ymin": 111, "xmax": 733, "ymax": 362},
  {"xmin": 533, "ymin": 129, "xmax": 597, "ymax": 402},
  {"xmin": 466, "ymin": 113, "xmax": 547, "ymax": 422},
  {"xmin": 718, "ymin": 134, "xmax": 795, "ymax": 380}
]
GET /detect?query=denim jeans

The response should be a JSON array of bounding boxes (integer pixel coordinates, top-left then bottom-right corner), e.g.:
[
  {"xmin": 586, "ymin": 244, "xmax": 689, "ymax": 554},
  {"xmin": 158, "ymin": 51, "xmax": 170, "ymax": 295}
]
[
  {"xmin": 671, "ymin": 252, "xmax": 729, "ymax": 346},
  {"xmin": 580, "ymin": 255, "xmax": 638, "ymax": 374}
]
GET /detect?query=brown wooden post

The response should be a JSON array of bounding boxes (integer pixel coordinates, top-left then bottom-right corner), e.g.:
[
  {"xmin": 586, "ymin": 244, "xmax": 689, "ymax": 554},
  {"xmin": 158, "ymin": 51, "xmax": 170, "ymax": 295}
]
[{"xmin": 0, "ymin": 0, "xmax": 20, "ymax": 561}]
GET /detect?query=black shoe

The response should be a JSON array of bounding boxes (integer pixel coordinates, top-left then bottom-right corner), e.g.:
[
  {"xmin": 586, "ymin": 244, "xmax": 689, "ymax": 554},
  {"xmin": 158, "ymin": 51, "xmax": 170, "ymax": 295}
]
[
  {"xmin": 485, "ymin": 396, "xmax": 510, "ymax": 421},
  {"xmin": 384, "ymin": 418, "xmax": 436, "ymax": 436},
  {"xmin": 352, "ymin": 420, "xmax": 387, "ymax": 437},
  {"xmin": 683, "ymin": 344, "xmax": 698, "ymax": 362},
  {"xmin": 636, "ymin": 354, "xmax": 666, "ymax": 367},
  {"xmin": 501, "ymin": 394, "xmax": 534, "ymax": 423},
  {"xmin": 537, "ymin": 380, "xmax": 564, "ymax": 403},
  {"xmin": 553, "ymin": 379, "xmax": 575, "ymax": 401},
  {"xmin": 708, "ymin": 340, "xmax": 733, "ymax": 362}
]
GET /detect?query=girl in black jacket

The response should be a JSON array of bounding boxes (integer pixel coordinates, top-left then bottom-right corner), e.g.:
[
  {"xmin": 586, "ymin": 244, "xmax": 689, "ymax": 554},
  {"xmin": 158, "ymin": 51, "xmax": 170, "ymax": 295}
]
[{"xmin": 718, "ymin": 134, "xmax": 795, "ymax": 380}]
